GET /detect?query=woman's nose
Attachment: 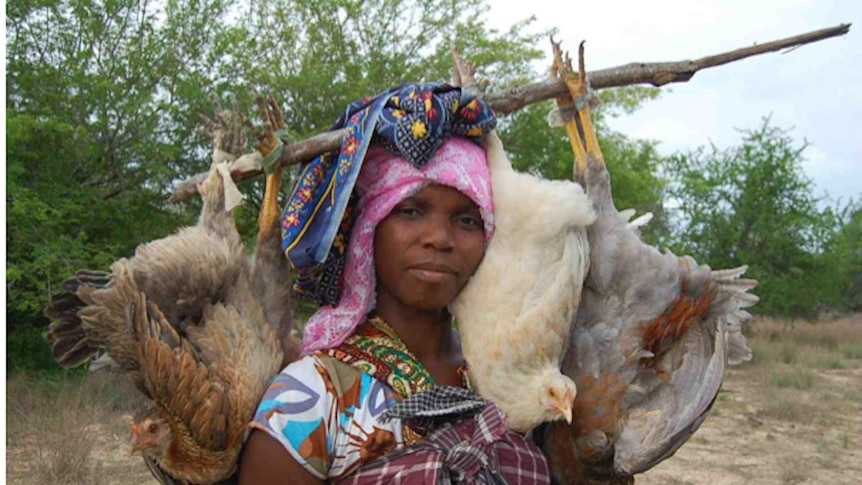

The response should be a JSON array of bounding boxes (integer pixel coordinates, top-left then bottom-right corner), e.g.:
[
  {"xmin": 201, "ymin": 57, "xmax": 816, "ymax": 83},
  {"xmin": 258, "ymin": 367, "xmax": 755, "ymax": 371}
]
[{"xmin": 419, "ymin": 215, "xmax": 455, "ymax": 251}]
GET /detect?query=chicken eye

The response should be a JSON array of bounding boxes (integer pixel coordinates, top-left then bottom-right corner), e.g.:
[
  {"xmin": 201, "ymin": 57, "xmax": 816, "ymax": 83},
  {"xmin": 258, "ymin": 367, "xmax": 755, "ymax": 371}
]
[
  {"xmin": 148, "ymin": 423, "xmax": 159, "ymax": 434},
  {"xmin": 548, "ymin": 388, "xmax": 556, "ymax": 398}
]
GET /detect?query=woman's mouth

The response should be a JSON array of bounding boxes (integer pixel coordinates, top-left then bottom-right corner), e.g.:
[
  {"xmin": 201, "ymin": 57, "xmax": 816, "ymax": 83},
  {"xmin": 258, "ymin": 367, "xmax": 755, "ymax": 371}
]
[{"xmin": 408, "ymin": 263, "xmax": 457, "ymax": 283}]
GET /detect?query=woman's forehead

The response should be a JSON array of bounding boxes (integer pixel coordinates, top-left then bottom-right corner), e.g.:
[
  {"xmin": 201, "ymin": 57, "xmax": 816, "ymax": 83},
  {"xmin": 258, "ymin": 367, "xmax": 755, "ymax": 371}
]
[{"xmin": 405, "ymin": 184, "xmax": 481, "ymax": 211}]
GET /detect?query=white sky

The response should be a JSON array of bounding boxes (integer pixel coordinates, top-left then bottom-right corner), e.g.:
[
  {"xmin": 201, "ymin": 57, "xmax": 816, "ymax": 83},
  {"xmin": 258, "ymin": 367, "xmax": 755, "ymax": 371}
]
[{"xmin": 487, "ymin": 0, "xmax": 860, "ymax": 207}]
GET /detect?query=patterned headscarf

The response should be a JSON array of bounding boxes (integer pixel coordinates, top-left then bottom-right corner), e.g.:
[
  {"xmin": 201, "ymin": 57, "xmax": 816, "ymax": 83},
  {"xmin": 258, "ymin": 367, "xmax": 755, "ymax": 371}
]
[
  {"xmin": 282, "ymin": 82, "xmax": 497, "ymax": 307},
  {"xmin": 300, "ymin": 137, "xmax": 495, "ymax": 354}
]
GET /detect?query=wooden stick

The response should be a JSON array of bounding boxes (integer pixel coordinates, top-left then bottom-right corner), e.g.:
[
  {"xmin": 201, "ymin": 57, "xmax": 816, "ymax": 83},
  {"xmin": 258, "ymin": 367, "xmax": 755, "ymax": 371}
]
[{"xmin": 171, "ymin": 23, "xmax": 850, "ymax": 202}]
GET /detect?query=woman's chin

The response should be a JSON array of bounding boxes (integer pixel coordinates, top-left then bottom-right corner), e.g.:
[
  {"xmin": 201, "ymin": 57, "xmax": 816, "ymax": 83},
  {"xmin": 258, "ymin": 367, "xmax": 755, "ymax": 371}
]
[{"xmin": 401, "ymin": 292, "xmax": 456, "ymax": 314}]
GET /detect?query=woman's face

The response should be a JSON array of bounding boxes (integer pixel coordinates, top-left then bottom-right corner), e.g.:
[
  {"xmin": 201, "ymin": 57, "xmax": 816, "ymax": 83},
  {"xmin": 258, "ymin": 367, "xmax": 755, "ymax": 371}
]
[{"xmin": 374, "ymin": 184, "xmax": 486, "ymax": 311}]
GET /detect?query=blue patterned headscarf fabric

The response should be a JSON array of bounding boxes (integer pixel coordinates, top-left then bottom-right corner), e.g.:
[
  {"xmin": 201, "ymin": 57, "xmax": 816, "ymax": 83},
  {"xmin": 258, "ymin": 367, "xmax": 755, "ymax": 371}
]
[{"xmin": 281, "ymin": 82, "xmax": 497, "ymax": 305}]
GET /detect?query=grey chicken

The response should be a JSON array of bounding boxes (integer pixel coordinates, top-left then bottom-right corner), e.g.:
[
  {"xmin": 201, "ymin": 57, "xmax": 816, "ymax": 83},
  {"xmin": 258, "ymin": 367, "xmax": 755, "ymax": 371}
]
[
  {"xmin": 540, "ymin": 42, "xmax": 758, "ymax": 485},
  {"xmin": 44, "ymin": 95, "xmax": 297, "ymax": 484}
]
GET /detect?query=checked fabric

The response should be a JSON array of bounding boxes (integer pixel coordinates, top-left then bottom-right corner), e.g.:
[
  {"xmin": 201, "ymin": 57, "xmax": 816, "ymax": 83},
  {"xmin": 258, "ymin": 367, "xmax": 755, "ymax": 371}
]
[{"xmin": 338, "ymin": 387, "xmax": 551, "ymax": 485}]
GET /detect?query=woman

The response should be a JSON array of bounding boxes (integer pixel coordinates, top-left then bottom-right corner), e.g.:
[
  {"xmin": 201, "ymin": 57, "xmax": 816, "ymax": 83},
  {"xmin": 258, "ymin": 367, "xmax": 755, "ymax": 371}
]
[{"xmin": 239, "ymin": 84, "xmax": 548, "ymax": 484}]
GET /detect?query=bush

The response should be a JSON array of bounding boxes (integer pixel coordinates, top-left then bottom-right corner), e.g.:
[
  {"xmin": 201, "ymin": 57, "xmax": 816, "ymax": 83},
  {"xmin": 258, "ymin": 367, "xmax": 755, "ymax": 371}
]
[
  {"xmin": 6, "ymin": 325, "xmax": 61, "ymax": 374},
  {"xmin": 664, "ymin": 120, "xmax": 852, "ymax": 318}
]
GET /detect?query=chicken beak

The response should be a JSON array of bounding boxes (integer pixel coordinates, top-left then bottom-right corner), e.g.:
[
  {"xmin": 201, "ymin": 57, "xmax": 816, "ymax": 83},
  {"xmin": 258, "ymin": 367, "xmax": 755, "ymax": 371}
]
[
  {"xmin": 129, "ymin": 425, "xmax": 143, "ymax": 455},
  {"xmin": 555, "ymin": 387, "xmax": 576, "ymax": 424},
  {"xmin": 562, "ymin": 406, "xmax": 573, "ymax": 424}
]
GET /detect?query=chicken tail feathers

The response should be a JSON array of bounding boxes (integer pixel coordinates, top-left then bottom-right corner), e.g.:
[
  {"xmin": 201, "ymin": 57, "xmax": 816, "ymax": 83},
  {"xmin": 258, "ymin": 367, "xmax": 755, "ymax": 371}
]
[
  {"xmin": 710, "ymin": 265, "xmax": 758, "ymax": 365},
  {"xmin": 45, "ymin": 270, "xmax": 113, "ymax": 368}
]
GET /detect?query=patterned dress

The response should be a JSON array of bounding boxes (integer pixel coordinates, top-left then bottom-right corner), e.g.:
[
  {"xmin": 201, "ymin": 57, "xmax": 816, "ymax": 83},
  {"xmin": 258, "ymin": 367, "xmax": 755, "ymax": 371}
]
[
  {"xmin": 249, "ymin": 317, "xmax": 453, "ymax": 480},
  {"xmin": 250, "ymin": 353, "xmax": 403, "ymax": 479}
]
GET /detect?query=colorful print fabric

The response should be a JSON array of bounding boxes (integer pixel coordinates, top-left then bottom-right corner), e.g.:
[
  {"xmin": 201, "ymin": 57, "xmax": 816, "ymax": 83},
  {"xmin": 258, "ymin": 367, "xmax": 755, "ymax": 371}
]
[
  {"xmin": 250, "ymin": 354, "xmax": 404, "ymax": 479},
  {"xmin": 281, "ymin": 82, "xmax": 497, "ymax": 307},
  {"xmin": 326, "ymin": 317, "xmax": 437, "ymax": 399}
]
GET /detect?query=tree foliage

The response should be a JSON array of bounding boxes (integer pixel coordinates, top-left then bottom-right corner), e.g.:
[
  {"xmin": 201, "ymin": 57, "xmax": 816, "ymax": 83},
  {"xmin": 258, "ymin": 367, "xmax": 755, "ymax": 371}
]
[
  {"xmin": 9, "ymin": 0, "xmax": 854, "ymax": 374},
  {"xmin": 4, "ymin": 0, "xmax": 558, "ymax": 370},
  {"xmin": 835, "ymin": 207, "xmax": 862, "ymax": 311},
  {"xmin": 665, "ymin": 119, "xmax": 851, "ymax": 317},
  {"xmin": 6, "ymin": 0, "xmax": 233, "ymax": 339}
]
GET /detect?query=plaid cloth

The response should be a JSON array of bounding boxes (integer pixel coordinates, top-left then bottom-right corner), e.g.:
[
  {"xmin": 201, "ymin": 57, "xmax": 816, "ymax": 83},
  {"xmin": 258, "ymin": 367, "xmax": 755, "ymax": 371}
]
[
  {"xmin": 379, "ymin": 385, "xmax": 486, "ymax": 431},
  {"xmin": 337, "ymin": 388, "xmax": 551, "ymax": 485}
]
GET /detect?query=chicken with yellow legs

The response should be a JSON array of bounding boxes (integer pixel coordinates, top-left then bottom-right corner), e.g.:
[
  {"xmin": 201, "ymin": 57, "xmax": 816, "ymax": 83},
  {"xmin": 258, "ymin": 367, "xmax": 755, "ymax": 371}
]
[
  {"xmin": 45, "ymin": 95, "xmax": 298, "ymax": 484},
  {"xmin": 540, "ymin": 41, "xmax": 758, "ymax": 485}
]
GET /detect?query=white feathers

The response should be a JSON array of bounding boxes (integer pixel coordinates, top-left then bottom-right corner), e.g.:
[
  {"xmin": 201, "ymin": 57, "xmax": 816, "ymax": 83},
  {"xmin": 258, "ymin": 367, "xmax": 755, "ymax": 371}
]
[
  {"xmin": 208, "ymin": 149, "xmax": 263, "ymax": 212},
  {"xmin": 451, "ymin": 131, "xmax": 595, "ymax": 433},
  {"xmin": 215, "ymin": 162, "xmax": 243, "ymax": 212},
  {"xmin": 619, "ymin": 208, "xmax": 654, "ymax": 229}
]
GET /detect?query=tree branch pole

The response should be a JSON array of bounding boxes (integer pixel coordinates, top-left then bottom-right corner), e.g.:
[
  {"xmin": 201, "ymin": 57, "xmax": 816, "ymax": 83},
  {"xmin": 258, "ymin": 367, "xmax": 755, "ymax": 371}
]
[{"xmin": 171, "ymin": 23, "xmax": 850, "ymax": 202}]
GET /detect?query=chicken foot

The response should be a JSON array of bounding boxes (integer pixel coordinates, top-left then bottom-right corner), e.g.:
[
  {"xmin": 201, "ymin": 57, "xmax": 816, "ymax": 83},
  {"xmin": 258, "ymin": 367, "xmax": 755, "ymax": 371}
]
[
  {"xmin": 550, "ymin": 39, "xmax": 603, "ymax": 176},
  {"xmin": 246, "ymin": 93, "xmax": 301, "ymax": 365},
  {"xmin": 247, "ymin": 92, "xmax": 289, "ymax": 239},
  {"xmin": 200, "ymin": 94, "xmax": 250, "ymax": 159}
]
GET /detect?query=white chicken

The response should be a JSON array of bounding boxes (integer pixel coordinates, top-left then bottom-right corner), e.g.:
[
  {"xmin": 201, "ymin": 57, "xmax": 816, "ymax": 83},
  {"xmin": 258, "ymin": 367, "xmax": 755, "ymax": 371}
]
[{"xmin": 451, "ymin": 130, "xmax": 596, "ymax": 434}]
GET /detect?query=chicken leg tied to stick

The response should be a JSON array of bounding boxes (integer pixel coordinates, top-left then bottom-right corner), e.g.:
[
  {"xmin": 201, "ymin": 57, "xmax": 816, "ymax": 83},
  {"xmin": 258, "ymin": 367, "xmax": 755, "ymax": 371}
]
[
  {"xmin": 247, "ymin": 93, "xmax": 302, "ymax": 366},
  {"xmin": 541, "ymin": 40, "xmax": 758, "ymax": 485}
]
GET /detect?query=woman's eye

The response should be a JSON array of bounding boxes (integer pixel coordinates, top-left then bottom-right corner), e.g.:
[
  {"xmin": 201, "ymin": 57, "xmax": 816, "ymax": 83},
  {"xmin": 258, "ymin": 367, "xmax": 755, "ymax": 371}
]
[
  {"xmin": 396, "ymin": 206, "xmax": 421, "ymax": 216},
  {"xmin": 456, "ymin": 215, "xmax": 482, "ymax": 229}
]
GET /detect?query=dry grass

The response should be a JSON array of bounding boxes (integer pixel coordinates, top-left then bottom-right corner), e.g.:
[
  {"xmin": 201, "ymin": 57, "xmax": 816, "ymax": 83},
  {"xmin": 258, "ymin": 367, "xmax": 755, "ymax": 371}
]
[
  {"xmin": 769, "ymin": 368, "xmax": 814, "ymax": 389},
  {"xmin": 739, "ymin": 315, "xmax": 862, "ymax": 424},
  {"xmin": 745, "ymin": 316, "xmax": 862, "ymax": 379},
  {"xmin": 841, "ymin": 342, "xmax": 862, "ymax": 360},
  {"xmin": 6, "ymin": 371, "xmax": 149, "ymax": 485},
  {"xmin": 745, "ymin": 315, "xmax": 862, "ymax": 368},
  {"xmin": 754, "ymin": 397, "xmax": 815, "ymax": 421}
]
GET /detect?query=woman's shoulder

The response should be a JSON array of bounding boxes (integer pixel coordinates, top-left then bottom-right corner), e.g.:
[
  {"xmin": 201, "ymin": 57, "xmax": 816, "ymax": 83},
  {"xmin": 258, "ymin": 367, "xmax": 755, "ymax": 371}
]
[
  {"xmin": 265, "ymin": 352, "xmax": 388, "ymax": 398},
  {"xmin": 250, "ymin": 352, "xmax": 405, "ymax": 479},
  {"xmin": 253, "ymin": 353, "xmax": 361, "ymax": 423}
]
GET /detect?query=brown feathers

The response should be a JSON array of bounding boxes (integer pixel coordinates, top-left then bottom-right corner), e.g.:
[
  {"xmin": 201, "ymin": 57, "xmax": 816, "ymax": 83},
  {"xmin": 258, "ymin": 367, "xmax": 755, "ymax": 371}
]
[{"xmin": 43, "ymin": 98, "xmax": 293, "ymax": 484}]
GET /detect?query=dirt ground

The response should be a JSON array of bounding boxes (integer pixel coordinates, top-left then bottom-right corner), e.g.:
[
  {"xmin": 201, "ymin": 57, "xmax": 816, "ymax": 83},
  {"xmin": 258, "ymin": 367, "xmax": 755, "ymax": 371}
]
[
  {"xmin": 7, "ymin": 316, "xmax": 862, "ymax": 484},
  {"xmin": 638, "ymin": 366, "xmax": 862, "ymax": 485}
]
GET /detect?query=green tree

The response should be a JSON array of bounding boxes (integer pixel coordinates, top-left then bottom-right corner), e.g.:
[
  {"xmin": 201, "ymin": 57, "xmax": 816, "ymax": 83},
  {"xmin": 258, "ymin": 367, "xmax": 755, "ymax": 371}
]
[
  {"xmin": 498, "ymin": 86, "xmax": 668, "ymax": 245},
  {"xmin": 6, "ymin": 0, "xmax": 242, "ymax": 330},
  {"xmin": 6, "ymin": 0, "xmax": 670, "ymax": 371},
  {"xmin": 837, "ymin": 207, "xmax": 862, "ymax": 311},
  {"xmin": 665, "ymin": 119, "xmax": 846, "ymax": 317},
  {"xmin": 225, "ymin": 0, "xmax": 547, "ymax": 137}
]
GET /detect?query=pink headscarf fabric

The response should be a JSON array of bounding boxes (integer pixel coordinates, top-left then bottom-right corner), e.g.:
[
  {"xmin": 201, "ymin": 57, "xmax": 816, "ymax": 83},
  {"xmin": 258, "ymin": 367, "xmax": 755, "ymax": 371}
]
[{"xmin": 301, "ymin": 137, "xmax": 495, "ymax": 354}]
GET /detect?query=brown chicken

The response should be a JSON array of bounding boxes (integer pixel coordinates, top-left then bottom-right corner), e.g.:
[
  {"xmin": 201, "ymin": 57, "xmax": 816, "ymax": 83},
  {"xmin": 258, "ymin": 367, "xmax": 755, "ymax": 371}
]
[
  {"xmin": 45, "ymin": 95, "xmax": 297, "ymax": 484},
  {"xmin": 539, "ymin": 41, "xmax": 758, "ymax": 484}
]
